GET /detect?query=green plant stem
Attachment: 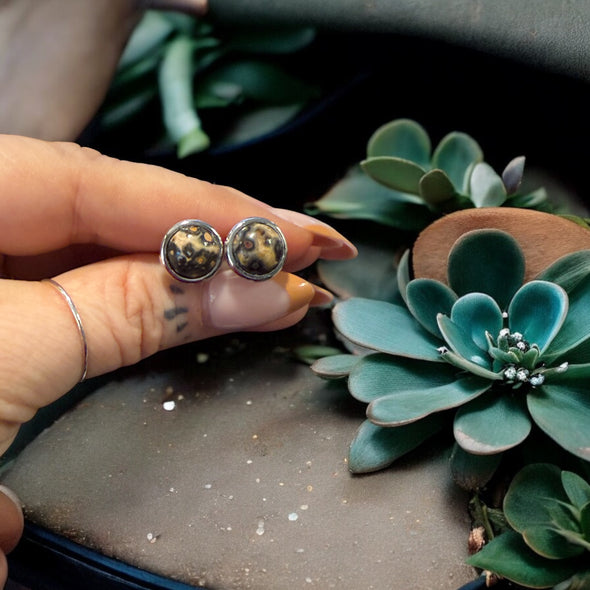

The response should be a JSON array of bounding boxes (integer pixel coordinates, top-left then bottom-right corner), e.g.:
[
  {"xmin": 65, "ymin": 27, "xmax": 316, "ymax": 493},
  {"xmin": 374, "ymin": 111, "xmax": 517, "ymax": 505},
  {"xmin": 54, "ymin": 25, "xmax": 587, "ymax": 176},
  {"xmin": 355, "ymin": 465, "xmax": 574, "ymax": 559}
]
[{"xmin": 470, "ymin": 493, "xmax": 496, "ymax": 541}]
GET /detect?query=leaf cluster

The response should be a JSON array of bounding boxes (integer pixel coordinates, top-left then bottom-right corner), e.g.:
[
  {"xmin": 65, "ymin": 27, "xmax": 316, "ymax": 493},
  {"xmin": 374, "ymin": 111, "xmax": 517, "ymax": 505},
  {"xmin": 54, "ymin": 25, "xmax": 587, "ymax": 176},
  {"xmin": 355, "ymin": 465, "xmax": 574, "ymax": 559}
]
[
  {"xmin": 97, "ymin": 11, "xmax": 319, "ymax": 157},
  {"xmin": 307, "ymin": 118, "xmax": 555, "ymax": 231},
  {"xmin": 468, "ymin": 463, "xmax": 590, "ymax": 589}
]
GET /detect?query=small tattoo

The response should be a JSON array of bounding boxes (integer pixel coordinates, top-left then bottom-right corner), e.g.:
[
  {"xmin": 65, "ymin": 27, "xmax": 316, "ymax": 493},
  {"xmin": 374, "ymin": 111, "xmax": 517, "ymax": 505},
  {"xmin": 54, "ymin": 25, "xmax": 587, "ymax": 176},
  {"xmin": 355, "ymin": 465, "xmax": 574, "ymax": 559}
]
[
  {"xmin": 164, "ymin": 306, "xmax": 189, "ymax": 320},
  {"xmin": 176, "ymin": 322, "xmax": 189, "ymax": 333},
  {"xmin": 169, "ymin": 283, "xmax": 184, "ymax": 295}
]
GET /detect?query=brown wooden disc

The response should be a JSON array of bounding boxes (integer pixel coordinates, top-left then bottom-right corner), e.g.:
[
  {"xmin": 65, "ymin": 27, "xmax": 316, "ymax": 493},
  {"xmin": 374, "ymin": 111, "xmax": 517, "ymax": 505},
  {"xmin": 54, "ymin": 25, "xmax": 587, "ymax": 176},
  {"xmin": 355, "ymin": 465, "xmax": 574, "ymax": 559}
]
[{"xmin": 412, "ymin": 208, "xmax": 590, "ymax": 285}]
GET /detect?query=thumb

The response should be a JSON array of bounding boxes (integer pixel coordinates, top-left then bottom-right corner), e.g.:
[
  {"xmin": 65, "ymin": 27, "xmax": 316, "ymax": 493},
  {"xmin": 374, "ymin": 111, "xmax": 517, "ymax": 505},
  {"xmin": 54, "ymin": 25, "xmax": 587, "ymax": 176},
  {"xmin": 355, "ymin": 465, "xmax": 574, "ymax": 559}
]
[{"xmin": 0, "ymin": 254, "xmax": 331, "ymax": 453}]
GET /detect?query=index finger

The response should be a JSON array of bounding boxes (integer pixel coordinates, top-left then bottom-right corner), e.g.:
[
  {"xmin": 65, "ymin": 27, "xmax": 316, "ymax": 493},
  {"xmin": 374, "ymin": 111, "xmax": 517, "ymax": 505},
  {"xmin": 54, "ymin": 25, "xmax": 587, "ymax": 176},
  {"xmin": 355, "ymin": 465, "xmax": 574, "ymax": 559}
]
[{"xmin": 0, "ymin": 135, "xmax": 355, "ymax": 267}]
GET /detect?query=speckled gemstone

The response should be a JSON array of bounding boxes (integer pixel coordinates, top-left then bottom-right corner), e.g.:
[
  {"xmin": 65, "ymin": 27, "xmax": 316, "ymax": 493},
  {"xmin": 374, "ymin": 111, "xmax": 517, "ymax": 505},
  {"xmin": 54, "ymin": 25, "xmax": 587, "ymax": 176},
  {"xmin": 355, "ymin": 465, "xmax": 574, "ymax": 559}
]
[
  {"xmin": 226, "ymin": 218, "xmax": 287, "ymax": 281},
  {"xmin": 161, "ymin": 220, "xmax": 223, "ymax": 282}
]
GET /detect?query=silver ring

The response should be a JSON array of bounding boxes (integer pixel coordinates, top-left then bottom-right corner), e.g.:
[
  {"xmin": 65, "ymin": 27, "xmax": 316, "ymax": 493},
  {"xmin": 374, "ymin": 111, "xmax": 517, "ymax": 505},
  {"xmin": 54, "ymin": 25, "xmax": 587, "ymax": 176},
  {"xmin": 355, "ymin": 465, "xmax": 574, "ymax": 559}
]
[
  {"xmin": 225, "ymin": 217, "xmax": 287, "ymax": 281},
  {"xmin": 160, "ymin": 219, "xmax": 224, "ymax": 282},
  {"xmin": 43, "ymin": 279, "xmax": 88, "ymax": 382}
]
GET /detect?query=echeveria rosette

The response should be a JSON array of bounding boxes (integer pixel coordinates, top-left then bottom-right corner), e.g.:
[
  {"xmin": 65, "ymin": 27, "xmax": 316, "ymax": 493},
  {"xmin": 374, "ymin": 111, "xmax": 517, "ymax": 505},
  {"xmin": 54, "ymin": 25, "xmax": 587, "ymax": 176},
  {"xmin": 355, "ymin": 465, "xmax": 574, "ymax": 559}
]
[
  {"xmin": 467, "ymin": 463, "xmax": 590, "ymax": 588},
  {"xmin": 312, "ymin": 229, "xmax": 590, "ymax": 480},
  {"xmin": 306, "ymin": 119, "xmax": 552, "ymax": 231}
]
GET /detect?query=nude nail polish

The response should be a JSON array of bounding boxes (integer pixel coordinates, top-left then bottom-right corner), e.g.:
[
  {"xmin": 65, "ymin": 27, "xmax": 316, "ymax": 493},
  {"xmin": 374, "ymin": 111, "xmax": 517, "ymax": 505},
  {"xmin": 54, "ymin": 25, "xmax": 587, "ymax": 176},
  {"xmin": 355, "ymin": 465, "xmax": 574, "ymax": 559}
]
[
  {"xmin": 205, "ymin": 270, "xmax": 316, "ymax": 330},
  {"xmin": 270, "ymin": 209, "xmax": 358, "ymax": 257}
]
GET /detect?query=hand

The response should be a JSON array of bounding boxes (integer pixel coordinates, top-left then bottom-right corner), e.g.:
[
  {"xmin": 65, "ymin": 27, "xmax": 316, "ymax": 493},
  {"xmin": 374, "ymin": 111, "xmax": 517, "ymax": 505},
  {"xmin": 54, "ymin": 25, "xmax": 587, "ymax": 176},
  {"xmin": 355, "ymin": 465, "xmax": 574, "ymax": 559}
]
[{"xmin": 0, "ymin": 134, "xmax": 356, "ymax": 584}]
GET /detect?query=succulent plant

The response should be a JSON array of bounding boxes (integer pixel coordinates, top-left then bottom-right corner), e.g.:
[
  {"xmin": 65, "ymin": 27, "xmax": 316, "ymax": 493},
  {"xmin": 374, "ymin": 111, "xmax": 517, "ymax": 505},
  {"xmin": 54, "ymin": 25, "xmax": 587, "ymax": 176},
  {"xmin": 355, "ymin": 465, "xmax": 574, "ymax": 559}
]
[
  {"xmin": 96, "ymin": 11, "xmax": 319, "ymax": 157},
  {"xmin": 467, "ymin": 463, "xmax": 590, "ymax": 589},
  {"xmin": 306, "ymin": 118, "xmax": 555, "ymax": 231},
  {"xmin": 312, "ymin": 226, "xmax": 590, "ymax": 482}
]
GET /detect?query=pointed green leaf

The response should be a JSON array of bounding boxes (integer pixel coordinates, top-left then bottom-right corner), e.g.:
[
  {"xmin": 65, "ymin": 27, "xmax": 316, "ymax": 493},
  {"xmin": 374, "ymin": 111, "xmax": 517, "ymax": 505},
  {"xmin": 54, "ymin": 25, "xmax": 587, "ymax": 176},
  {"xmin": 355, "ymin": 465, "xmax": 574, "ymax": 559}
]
[
  {"xmin": 311, "ymin": 354, "xmax": 359, "ymax": 378},
  {"xmin": 306, "ymin": 166, "xmax": 433, "ymax": 231},
  {"xmin": 562, "ymin": 471, "xmax": 590, "ymax": 510},
  {"xmin": 367, "ymin": 375, "xmax": 490, "ymax": 426},
  {"xmin": 454, "ymin": 394, "xmax": 532, "ymax": 454},
  {"xmin": 502, "ymin": 156, "xmax": 526, "ymax": 195},
  {"xmin": 431, "ymin": 131, "xmax": 483, "ymax": 193},
  {"xmin": 366, "ymin": 118, "xmax": 431, "ymax": 166},
  {"xmin": 466, "ymin": 530, "xmax": 580, "ymax": 588},
  {"xmin": 469, "ymin": 162, "xmax": 507, "ymax": 207},
  {"xmin": 405, "ymin": 279, "xmax": 457, "ymax": 336},
  {"xmin": 226, "ymin": 27, "xmax": 315, "ymax": 54},
  {"xmin": 332, "ymin": 298, "xmax": 443, "ymax": 361},
  {"xmin": 348, "ymin": 416, "xmax": 445, "ymax": 473},
  {"xmin": 508, "ymin": 281, "xmax": 569, "ymax": 354},
  {"xmin": 449, "ymin": 443, "xmax": 502, "ymax": 490},
  {"xmin": 437, "ymin": 315, "xmax": 490, "ymax": 367},
  {"xmin": 348, "ymin": 353, "xmax": 459, "ymax": 402},
  {"xmin": 537, "ymin": 250, "xmax": 590, "ymax": 294},
  {"xmin": 504, "ymin": 463, "xmax": 583, "ymax": 559},
  {"xmin": 451, "ymin": 293, "xmax": 503, "ymax": 351},
  {"xmin": 418, "ymin": 169, "xmax": 456, "ymax": 206},
  {"xmin": 505, "ymin": 187, "xmax": 550, "ymax": 209},
  {"xmin": 361, "ymin": 156, "xmax": 425, "ymax": 194},
  {"xmin": 523, "ymin": 526, "xmax": 585, "ymax": 560},
  {"xmin": 527, "ymin": 385, "xmax": 590, "ymax": 461},
  {"xmin": 447, "ymin": 229, "xmax": 525, "ymax": 309}
]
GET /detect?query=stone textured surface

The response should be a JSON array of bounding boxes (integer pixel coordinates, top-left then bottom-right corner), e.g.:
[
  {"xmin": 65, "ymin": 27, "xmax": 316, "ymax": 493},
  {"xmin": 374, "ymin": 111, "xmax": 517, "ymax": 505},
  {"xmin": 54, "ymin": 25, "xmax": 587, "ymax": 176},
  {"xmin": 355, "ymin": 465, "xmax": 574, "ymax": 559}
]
[{"xmin": 2, "ymin": 319, "xmax": 475, "ymax": 589}]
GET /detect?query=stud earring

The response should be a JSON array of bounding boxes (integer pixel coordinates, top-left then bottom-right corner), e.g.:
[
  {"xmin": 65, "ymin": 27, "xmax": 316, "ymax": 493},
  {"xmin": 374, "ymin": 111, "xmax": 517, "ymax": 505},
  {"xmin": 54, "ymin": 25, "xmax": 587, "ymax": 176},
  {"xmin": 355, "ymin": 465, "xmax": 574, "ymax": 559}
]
[
  {"xmin": 225, "ymin": 217, "xmax": 288, "ymax": 281},
  {"xmin": 160, "ymin": 220, "xmax": 224, "ymax": 282}
]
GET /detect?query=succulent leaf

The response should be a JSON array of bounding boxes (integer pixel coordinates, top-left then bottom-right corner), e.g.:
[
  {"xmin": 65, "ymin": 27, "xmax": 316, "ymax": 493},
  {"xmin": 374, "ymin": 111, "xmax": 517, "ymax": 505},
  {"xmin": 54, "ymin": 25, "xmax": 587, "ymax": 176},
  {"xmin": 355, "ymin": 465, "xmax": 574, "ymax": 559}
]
[
  {"xmin": 537, "ymin": 250, "xmax": 590, "ymax": 294},
  {"xmin": 469, "ymin": 162, "xmax": 508, "ymax": 207},
  {"xmin": 367, "ymin": 375, "xmax": 490, "ymax": 426},
  {"xmin": 311, "ymin": 354, "xmax": 359, "ymax": 379},
  {"xmin": 527, "ymin": 385, "xmax": 590, "ymax": 461},
  {"xmin": 348, "ymin": 353, "xmax": 459, "ymax": 402},
  {"xmin": 361, "ymin": 156, "xmax": 425, "ymax": 194},
  {"xmin": 454, "ymin": 394, "xmax": 532, "ymax": 454},
  {"xmin": 450, "ymin": 293, "xmax": 504, "ymax": 351},
  {"xmin": 431, "ymin": 131, "xmax": 483, "ymax": 193},
  {"xmin": 508, "ymin": 281, "xmax": 569, "ymax": 354},
  {"xmin": 437, "ymin": 315, "xmax": 490, "ymax": 367},
  {"xmin": 317, "ymin": 240, "xmax": 400, "ymax": 301},
  {"xmin": 332, "ymin": 298, "xmax": 442, "ymax": 361},
  {"xmin": 418, "ymin": 169, "xmax": 456, "ymax": 206},
  {"xmin": 505, "ymin": 187, "xmax": 550, "ymax": 209},
  {"xmin": 348, "ymin": 416, "xmax": 445, "ymax": 473},
  {"xmin": 504, "ymin": 464, "xmax": 584, "ymax": 558},
  {"xmin": 447, "ymin": 229, "xmax": 525, "ymax": 309},
  {"xmin": 405, "ymin": 279, "xmax": 457, "ymax": 337},
  {"xmin": 449, "ymin": 443, "xmax": 502, "ymax": 490},
  {"xmin": 466, "ymin": 530, "xmax": 580, "ymax": 588},
  {"xmin": 366, "ymin": 118, "xmax": 431, "ymax": 166},
  {"xmin": 562, "ymin": 471, "xmax": 590, "ymax": 510},
  {"xmin": 305, "ymin": 166, "xmax": 433, "ymax": 231},
  {"xmin": 502, "ymin": 155, "xmax": 526, "ymax": 195},
  {"xmin": 397, "ymin": 249, "xmax": 411, "ymax": 304}
]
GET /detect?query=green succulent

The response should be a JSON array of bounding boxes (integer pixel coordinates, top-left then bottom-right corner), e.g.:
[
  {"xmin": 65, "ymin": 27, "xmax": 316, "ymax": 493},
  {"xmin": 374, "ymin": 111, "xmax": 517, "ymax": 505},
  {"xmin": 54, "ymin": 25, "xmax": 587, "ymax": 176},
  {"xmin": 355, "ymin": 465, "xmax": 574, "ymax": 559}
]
[
  {"xmin": 312, "ymin": 228, "xmax": 590, "ymax": 482},
  {"xmin": 468, "ymin": 463, "xmax": 590, "ymax": 589},
  {"xmin": 306, "ymin": 118, "xmax": 553, "ymax": 231}
]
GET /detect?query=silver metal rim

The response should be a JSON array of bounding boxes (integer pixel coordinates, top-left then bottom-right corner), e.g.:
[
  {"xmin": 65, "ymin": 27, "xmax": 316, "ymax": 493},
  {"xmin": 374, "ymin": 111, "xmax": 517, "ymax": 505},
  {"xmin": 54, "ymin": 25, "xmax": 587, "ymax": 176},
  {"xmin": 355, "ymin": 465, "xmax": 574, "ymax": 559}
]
[
  {"xmin": 225, "ymin": 217, "xmax": 288, "ymax": 281},
  {"xmin": 160, "ymin": 219, "xmax": 224, "ymax": 283}
]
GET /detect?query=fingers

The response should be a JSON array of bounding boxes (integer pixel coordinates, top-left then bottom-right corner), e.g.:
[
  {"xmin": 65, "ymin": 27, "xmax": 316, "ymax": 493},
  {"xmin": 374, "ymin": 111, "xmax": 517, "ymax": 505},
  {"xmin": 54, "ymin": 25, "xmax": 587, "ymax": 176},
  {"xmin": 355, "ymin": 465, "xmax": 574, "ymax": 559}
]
[
  {"xmin": 0, "ymin": 136, "xmax": 356, "ymax": 277},
  {"xmin": 0, "ymin": 253, "xmax": 333, "ymax": 452},
  {"xmin": 0, "ymin": 487, "xmax": 24, "ymax": 583}
]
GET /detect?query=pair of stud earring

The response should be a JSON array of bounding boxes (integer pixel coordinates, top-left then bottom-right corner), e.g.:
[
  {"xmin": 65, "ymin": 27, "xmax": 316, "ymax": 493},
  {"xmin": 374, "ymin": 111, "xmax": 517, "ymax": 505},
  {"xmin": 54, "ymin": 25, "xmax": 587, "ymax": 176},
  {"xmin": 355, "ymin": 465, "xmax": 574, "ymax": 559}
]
[{"xmin": 160, "ymin": 217, "xmax": 288, "ymax": 282}]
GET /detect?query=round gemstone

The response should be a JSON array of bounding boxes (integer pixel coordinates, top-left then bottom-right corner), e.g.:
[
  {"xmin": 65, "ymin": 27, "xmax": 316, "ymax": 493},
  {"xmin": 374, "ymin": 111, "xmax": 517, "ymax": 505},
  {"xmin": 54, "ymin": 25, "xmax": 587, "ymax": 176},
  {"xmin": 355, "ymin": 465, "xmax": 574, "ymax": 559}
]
[
  {"xmin": 161, "ymin": 220, "xmax": 223, "ymax": 282},
  {"xmin": 226, "ymin": 218, "xmax": 287, "ymax": 281}
]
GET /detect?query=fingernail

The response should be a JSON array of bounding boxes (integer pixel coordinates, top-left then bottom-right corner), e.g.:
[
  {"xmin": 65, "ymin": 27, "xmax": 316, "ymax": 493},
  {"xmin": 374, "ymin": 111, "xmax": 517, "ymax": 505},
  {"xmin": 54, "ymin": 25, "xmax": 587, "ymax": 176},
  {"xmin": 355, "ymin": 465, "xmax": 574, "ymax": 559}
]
[
  {"xmin": 310, "ymin": 285, "xmax": 334, "ymax": 307},
  {"xmin": 270, "ymin": 209, "xmax": 358, "ymax": 257},
  {"xmin": 205, "ymin": 270, "xmax": 315, "ymax": 330}
]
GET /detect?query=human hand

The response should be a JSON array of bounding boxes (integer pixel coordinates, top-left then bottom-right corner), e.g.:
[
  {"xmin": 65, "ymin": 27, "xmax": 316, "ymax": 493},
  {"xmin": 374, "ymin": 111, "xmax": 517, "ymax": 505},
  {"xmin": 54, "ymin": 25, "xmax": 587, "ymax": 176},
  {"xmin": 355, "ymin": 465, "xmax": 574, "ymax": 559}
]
[{"xmin": 0, "ymin": 134, "xmax": 356, "ymax": 583}]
